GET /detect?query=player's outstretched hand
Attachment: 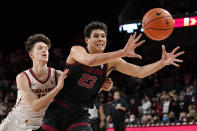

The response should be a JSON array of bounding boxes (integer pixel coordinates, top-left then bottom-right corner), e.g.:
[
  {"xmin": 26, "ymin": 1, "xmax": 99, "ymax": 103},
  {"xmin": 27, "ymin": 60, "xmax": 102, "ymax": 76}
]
[
  {"xmin": 123, "ymin": 32, "xmax": 145, "ymax": 59},
  {"xmin": 57, "ymin": 69, "xmax": 69, "ymax": 89},
  {"xmin": 161, "ymin": 45, "xmax": 185, "ymax": 67},
  {"xmin": 101, "ymin": 78, "xmax": 113, "ymax": 91}
]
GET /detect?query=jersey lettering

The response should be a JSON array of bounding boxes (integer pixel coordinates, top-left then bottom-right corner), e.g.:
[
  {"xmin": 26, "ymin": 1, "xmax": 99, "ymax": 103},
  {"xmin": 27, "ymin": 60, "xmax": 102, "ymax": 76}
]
[
  {"xmin": 37, "ymin": 94, "xmax": 46, "ymax": 99},
  {"xmin": 77, "ymin": 73, "xmax": 97, "ymax": 89}
]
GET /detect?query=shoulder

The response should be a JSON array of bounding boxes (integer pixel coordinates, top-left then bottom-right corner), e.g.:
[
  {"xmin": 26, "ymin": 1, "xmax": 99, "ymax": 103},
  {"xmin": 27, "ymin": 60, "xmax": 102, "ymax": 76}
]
[
  {"xmin": 16, "ymin": 72, "xmax": 28, "ymax": 82},
  {"xmin": 70, "ymin": 46, "xmax": 87, "ymax": 52},
  {"xmin": 51, "ymin": 68, "xmax": 62, "ymax": 79},
  {"xmin": 67, "ymin": 46, "xmax": 88, "ymax": 64},
  {"xmin": 56, "ymin": 70, "xmax": 62, "ymax": 76},
  {"xmin": 51, "ymin": 68, "xmax": 62, "ymax": 74},
  {"xmin": 16, "ymin": 72, "xmax": 30, "ymax": 90}
]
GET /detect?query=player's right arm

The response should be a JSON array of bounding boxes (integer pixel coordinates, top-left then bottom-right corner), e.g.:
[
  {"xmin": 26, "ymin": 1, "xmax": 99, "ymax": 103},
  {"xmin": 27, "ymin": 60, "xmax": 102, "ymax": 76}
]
[
  {"xmin": 69, "ymin": 45, "xmax": 124, "ymax": 66},
  {"xmin": 68, "ymin": 32, "xmax": 145, "ymax": 66},
  {"xmin": 16, "ymin": 69, "xmax": 68, "ymax": 112}
]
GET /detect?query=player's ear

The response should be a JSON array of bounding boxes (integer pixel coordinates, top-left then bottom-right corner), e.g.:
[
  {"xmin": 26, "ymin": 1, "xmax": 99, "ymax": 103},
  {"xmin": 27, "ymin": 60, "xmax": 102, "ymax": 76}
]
[
  {"xmin": 85, "ymin": 37, "xmax": 89, "ymax": 44},
  {"xmin": 29, "ymin": 52, "xmax": 34, "ymax": 59}
]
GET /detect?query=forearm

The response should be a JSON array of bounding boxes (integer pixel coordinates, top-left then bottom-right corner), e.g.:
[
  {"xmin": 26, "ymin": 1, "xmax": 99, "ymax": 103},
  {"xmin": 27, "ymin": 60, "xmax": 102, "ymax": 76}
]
[
  {"xmin": 32, "ymin": 86, "xmax": 61, "ymax": 112},
  {"xmin": 138, "ymin": 59, "xmax": 165, "ymax": 78},
  {"xmin": 87, "ymin": 49, "xmax": 124, "ymax": 66}
]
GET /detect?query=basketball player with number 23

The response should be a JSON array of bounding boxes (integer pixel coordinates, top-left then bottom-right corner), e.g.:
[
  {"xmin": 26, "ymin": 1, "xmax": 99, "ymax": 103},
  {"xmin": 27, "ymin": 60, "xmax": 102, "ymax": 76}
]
[{"xmin": 36, "ymin": 19, "xmax": 185, "ymax": 131}]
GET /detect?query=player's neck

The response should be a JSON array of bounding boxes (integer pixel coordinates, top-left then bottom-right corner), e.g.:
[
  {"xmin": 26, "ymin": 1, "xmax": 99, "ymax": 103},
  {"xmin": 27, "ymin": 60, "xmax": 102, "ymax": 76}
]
[
  {"xmin": 87, "ymin": 46, "xmax": 102, "ymax": 54},
  {"xmin": 87, "ymin": 46, "xmax": 93, "ymax": 54},
  {"xmin": 32, "ymin": 61, "xmax": 48, "ymax": 77}
]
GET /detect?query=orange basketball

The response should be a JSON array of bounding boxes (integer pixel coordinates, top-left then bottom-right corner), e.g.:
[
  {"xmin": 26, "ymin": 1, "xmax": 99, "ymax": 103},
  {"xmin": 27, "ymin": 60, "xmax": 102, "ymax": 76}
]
[{"xmin": 142, "ymin": 8, "xmax": 174, "ymax": 41}]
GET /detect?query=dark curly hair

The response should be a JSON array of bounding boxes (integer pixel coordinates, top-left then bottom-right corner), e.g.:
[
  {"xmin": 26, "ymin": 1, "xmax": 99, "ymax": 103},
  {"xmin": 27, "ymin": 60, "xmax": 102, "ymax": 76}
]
[
  {"xmin": 84, "ymin": 21, "xmax": 108, "ymax": 38},
  {"xmin": 25, "ymin": 34, "xmax": 51, "ymax": 52}
]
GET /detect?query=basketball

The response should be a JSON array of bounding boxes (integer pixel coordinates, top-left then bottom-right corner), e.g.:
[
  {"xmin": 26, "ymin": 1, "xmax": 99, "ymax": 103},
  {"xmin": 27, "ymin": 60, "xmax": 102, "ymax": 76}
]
[{"xmin": 142, "ymin": 8, "xmax": 174, "ymax": 41}]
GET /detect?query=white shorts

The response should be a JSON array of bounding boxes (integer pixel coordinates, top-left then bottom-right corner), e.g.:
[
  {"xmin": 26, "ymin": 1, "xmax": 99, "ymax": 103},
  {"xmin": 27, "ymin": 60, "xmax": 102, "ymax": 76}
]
[{"xmin": 0, "ymin": 112, "xmax": 42, "ymax": 131}]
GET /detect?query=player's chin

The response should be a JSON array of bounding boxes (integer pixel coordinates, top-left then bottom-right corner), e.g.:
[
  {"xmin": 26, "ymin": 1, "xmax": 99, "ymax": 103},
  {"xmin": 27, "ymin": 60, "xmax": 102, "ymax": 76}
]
[{"xmin": 96, "ymin": 48, "xmax": 105, "ymax": 53}]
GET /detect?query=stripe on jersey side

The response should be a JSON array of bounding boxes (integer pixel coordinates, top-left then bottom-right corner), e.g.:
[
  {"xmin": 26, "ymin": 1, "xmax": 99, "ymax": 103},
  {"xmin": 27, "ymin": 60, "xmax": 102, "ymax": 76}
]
[{"xmin": 23, "ymin": 71, "xmax": 32, "ymax": 87}]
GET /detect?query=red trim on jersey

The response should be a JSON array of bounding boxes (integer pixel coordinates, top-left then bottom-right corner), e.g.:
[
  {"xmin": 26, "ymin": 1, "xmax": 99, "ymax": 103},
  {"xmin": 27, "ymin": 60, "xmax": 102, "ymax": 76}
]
[
  {"xmin": 16, "ymin": 95, "xmax": 23, "ymax": 106},
  {"xmin": 53, "ymin": 99, "xmax": 70, "ymax": 108},
  {"xmin": 29, "ymin": 67, "xmax": 51, "ymax": 84},
  {"xmin": 23, "ymin": 71, "xmax": 32, "ymax": 87},
  {"xmin": 41, "ymin": 124, "xmax": 58, "ymax": 131},
  {"xmin": 55, "ymin": 69, "xmax": 58, "ymax": 85},
  {"xmin": 66, "ymin": 122, "xmax": 90, "ymax": 131}
]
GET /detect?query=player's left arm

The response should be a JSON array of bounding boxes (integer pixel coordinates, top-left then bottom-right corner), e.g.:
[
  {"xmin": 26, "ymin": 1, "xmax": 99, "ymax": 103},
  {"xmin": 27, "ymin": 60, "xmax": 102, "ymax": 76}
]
[
  {"xmin": 111, "ymin": 58, "xmax": 163, "ymax": 78},
  {"xmin": 110, "ymin": 45, "xmax": 184, "ymax": 78}
]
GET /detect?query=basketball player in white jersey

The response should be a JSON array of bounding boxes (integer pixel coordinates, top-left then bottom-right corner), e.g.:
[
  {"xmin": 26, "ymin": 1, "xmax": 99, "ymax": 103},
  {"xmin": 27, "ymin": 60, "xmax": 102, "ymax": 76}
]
[
  {"xmin": 0, "ymin": 34, "xmax": 69, "ymax": 131},
  {"xmin": 0, "ymin": 34, "xmax": 113, "ymax": 131}
]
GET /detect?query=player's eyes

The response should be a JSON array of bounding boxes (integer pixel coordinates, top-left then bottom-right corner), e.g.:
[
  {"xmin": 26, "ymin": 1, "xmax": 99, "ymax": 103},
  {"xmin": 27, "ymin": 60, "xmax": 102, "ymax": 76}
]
[
  {"xmin": 93, "ymin": 35, "xmax": 99, "ymax": 38},
  {"xmin": 93, "ymin": 35, "xmax": 106, "ymax": 38},
  {"xmin": 37, "ymin": 46, "xmax": 48, "ymax": 50}
]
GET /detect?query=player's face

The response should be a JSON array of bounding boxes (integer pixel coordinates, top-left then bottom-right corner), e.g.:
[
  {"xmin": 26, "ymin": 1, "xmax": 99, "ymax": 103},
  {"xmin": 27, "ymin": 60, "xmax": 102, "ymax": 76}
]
[
  {"xmin": 30, "ymin": 42, "xmax": 49, "ymax": 63},
  {"xmin": 86, "ymin": 29, "xmax": 107, "ymax": 53}
]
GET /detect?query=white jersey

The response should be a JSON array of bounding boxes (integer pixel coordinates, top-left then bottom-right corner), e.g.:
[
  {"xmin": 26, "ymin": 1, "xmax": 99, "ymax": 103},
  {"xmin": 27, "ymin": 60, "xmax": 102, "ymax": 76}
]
[{"xmin": 0, "ymin": 67, "xmax": 57, "ymax": 131}]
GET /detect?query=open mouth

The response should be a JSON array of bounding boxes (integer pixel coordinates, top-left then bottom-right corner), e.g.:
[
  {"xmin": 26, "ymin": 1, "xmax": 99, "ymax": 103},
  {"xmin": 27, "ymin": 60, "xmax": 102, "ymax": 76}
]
[
  {"xmin": 42, "ymin": 54, "xmax": 47, "ymax": 57},
  {"xmin": 96, "ymin": 43, "xmax": 104, "ymax": 47}
]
